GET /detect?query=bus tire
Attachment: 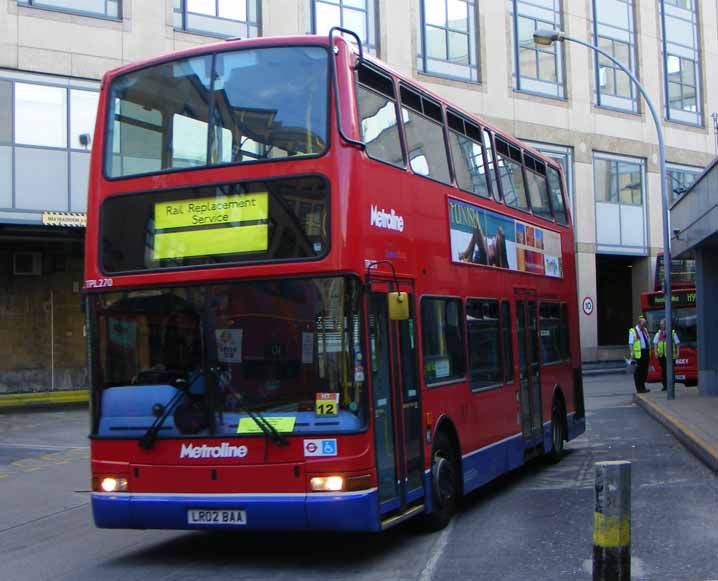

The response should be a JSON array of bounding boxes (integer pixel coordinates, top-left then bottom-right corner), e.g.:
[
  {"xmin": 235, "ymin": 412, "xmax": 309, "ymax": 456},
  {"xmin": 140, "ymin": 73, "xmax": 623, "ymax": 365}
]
[
  {"xmin": 424, "ymin": 431, "xmax": 459, "ymax": 531},
  {"xmin": 547, "ymin": 399, "xmax": 566, "ymax": 463}
]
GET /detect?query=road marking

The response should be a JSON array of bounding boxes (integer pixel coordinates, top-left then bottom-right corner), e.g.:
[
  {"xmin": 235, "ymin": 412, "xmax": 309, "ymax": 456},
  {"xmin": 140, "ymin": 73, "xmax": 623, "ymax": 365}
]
[
  {"xmin": 418, "ymin": 519, "xmax": 455, "ymax": 581},
  {"xmin": 0, "ymin": 443, "xmax": 88, "ymax": 451}
]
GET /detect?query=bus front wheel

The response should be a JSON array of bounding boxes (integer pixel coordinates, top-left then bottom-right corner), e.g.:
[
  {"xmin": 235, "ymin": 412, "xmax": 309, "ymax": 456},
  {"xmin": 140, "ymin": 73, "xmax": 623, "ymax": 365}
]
[{"xmin": 424, "ymin": 431, "xmax": 459, "ymax": 531}]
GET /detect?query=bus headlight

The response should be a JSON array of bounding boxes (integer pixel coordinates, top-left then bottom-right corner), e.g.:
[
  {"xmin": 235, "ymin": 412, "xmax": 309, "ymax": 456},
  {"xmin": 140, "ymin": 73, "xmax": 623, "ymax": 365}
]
[
  {"xmin": 93, "ymin": 476, "xmax": 128, "ymax": 493},
  {"xmin": 310, "ymin": 476, "xmax": 344, "ymax": 492}
]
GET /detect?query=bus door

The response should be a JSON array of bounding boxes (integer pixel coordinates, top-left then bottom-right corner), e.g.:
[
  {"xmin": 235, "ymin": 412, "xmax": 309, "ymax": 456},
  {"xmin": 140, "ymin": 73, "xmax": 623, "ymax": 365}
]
[
  {"xmin": 367, "ymin": 282, "xmax": 424, "ymax": 519},
  {"xmin": 516, "ymin": 299, "xmax": 543, "ymax": 448}
]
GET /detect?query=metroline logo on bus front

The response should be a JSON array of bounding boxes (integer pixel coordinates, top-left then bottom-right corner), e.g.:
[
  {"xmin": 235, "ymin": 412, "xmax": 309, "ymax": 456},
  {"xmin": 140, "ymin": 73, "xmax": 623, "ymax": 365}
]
[
  {"xmin": 179, "ymin": 443, "xmax": 248, "ymax": 459},
  {"xmin": 370, "ymin": 205, "xmax": 405, "ymax": 232}
]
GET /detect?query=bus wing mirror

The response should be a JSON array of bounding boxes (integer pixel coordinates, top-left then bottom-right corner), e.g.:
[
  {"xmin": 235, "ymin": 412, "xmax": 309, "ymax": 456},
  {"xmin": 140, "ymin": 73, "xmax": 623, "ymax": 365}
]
[{"xmin": 388, "ymin": 292, "xmax": 409, "ymax": 321}]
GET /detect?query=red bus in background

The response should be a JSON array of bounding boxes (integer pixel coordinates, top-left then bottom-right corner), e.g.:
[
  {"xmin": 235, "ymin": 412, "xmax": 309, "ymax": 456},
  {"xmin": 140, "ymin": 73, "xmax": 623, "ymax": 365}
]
[
  {"xmin": 641, "ymin": 254, "xmax": 697, "ymax": 386},
  {"xmin": 85, "ymin": 31, "xmax": 584, "ymax": 533}
]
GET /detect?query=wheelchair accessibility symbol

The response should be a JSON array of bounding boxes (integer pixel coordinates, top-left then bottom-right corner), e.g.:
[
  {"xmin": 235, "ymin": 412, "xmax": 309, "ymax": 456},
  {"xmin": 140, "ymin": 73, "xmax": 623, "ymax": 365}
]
[{"xmin": 303, "ymin": 438, "xmax": 338, "ymax": 457}]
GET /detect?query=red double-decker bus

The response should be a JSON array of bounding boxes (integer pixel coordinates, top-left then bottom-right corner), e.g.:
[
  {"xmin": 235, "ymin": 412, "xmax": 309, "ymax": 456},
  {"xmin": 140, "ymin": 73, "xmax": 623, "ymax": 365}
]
[
  {"xmin": 85, "ymin": 30, "xmax": 584, "ymax": 533},
  {"xmin": 641, "ymin": 254, "xmax": 697, "ymax": 386}
]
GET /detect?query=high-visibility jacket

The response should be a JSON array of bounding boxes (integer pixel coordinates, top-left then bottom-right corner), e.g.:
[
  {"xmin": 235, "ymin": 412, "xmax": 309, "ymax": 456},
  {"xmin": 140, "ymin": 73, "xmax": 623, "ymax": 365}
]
[
  {"xmin": 655, "ymin": 330, "xmax": 679, "ymax": 358},
  {"xmin": 628, "ymin": 326, "xmax": 649, "ymax": 359}
]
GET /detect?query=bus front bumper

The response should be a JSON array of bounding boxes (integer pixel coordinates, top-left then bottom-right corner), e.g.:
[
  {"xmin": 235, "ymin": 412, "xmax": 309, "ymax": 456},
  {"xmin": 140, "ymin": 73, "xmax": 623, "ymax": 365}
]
[{"xmin": 92, "ymin": 488, "xmax": 381, "ymax": 532}]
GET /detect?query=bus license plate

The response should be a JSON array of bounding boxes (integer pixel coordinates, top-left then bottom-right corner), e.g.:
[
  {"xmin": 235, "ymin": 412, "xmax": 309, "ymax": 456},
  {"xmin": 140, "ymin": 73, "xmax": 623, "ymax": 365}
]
[
  {"xmin": 187, "ymin": 509, "xmax": 246, "ymax": 526},
  {"xmin": 676, "ymin": 375, "xmax": 686, "ymax": 381}
]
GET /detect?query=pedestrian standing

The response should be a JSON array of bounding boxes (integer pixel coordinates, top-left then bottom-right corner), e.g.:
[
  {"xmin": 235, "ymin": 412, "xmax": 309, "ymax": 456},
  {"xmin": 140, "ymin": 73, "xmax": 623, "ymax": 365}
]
[
  {"xmin": 653, "ymin": 319, "xmax": 680, "ymax": 392},
  {"xmin": 628, "ymin": 314, "xmax": 651, "ymax": 393}
]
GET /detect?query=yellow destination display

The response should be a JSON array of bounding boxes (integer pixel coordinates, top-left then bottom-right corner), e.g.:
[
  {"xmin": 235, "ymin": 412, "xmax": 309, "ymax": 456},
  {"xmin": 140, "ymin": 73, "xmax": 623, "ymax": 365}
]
[
  {"xmin": 155, "ymin": 193, "xmax": 268, "ymax": 229},
  {"xmin": 154, "ymin": 225, "xmax": 267, "ymax": 259},
  {"xmin": 152, "ymin": 193, "xmax": 269, "ymax": 260},
  {"xmin": 236, "ymin": 416, "xmax": 296, "ymax": 434}
]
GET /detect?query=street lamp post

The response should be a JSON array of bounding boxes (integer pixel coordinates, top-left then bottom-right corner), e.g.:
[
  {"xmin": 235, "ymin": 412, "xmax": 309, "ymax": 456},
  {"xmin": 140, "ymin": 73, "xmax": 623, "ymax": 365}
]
[{"xmin": 533, "ymin": 29, "xmax": 675, "ymax": 400}]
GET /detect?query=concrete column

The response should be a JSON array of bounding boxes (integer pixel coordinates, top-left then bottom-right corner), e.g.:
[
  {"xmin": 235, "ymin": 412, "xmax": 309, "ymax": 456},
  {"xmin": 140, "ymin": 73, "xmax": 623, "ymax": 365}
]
[{"xmin": 695, "ymin": 247, "xmax": 718, "ymax": 396}]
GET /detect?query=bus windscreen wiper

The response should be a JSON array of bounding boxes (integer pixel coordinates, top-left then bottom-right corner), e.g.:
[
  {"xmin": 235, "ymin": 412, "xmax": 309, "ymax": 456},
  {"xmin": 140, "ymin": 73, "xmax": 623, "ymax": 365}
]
[{"xmin": 139, "ymin": 385, "xmax": 185, "ymax": 450}]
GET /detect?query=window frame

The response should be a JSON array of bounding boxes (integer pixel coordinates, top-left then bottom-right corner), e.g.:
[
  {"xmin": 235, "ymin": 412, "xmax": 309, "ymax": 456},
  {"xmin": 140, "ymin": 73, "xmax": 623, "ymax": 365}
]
[
  {"xmin": 494, "ymin": 136, "xmax": 531, "ymax": 214},
  {"xmin": 398, "ymin": 83, "xmax": 453, "ymax": 186},
  {"xmin": 593, "ymin": 153, "xmax": 644, "ymax": 207},
  {"xmin": 445, "ymin": 108, "xmax": 492, "ymax": 199},
  {"xmin": 659, "ymin": 0, "xmax": 703, "ymax": 126},
  {"xmin": 539, "ymin": 301, "xmax": 563, "ymax": 366},
  {"xmin": 523, "ymin": 152, "xmax": 554, "ymax": 222},
  {"xmin": 592, "ymin": 0, "xmax": 639, "ymax": 113},
  {"xmin": 512, "ymin": 0, "xmax": 566, "ymax": 100},
  {"xmin": 466, "ymin": 297, "xmax": 508, "ymax": 392},
  {"xmin": 355, "ymin": 63, "xmax": 407, "ymax": 169},
  {"xmin": 418, "ymin": 0, "xmax": 480, "ymax": 83},
  {"xmin": 103, "ymin": 44, "xmax": 332, "ymax": 182},
  {"xmin": 309, "ymin": 0, "xmax": 377, "ymax": 53},
  {"xmin": 420, "ymin": 295, "xmax": 467, "ymax": 388},
  {"xmin": 17, "ymin": 0, "xmax": 121, "ymax": 21},
  {"xmin": 174, "ymin": 0, "xmax": 260, "ymax": 39},
  {"xmin": 666, "ymin": 162, "xmax": 702, "ymax": 203}
]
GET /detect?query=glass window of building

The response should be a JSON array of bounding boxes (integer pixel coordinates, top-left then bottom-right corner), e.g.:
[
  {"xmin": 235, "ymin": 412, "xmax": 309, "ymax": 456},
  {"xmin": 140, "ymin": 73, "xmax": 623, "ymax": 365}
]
[
  {"xmin": 417, "ymin": 0, "xmax": 478, "ymax": 82},
  {"xmin": 511, "ymin": 0, "xmax": 565, "ymax": 99},
  {"xmin": 659, "ymin": 0, "xmax": 702, "ymax": 125},
  {"xmin": 309, "ymin": 0, "xmax": 376, "ymax": 52},
  {"xmin": 70, "ymin": 90, "xmax": 99, "ymax": 151},
  {"xmin": 17, "ymin": 0, "xmax": 120, "ymax": 19},
  {"xmin": 666, "ymin": 163, "xmax": 702, "ymax": 202},
  {"xmin": 2, "ymin": 73, "xmax": 99, "ymax": 217},
  {"xmin": 593, "ymin": 0, "xmax": 638, "ymax": 113},
  {"xmin": 594, "ymin": 152, "xmax": 646, "ymax": 253},
  {"xmin": 0, "ymin": 81, "xmax": 10, "ymax": 144},
  {"xmin": 15, "ymin": 83, "xmax": 67, "ymax": 148},
  {"xmin": 594, "ymin": 155, "xmax": 642, "ymax": 205},
  {"xmin": 174, "ymin": 0, "xmax": 259, "ymax": 38}
]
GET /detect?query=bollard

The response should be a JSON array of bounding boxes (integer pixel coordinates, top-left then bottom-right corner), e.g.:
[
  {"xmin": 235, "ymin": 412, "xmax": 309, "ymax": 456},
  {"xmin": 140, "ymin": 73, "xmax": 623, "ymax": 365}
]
[{"xmin": 593, "ymin": 461, "xmax": 631, "ymax": 581}]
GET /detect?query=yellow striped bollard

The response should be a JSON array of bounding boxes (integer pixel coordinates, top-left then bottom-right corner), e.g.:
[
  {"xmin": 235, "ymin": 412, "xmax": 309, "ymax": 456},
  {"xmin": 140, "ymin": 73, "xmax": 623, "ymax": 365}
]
[{"xmin": 593, "ymin": 460, "xmax": 631, "ymax": 580}]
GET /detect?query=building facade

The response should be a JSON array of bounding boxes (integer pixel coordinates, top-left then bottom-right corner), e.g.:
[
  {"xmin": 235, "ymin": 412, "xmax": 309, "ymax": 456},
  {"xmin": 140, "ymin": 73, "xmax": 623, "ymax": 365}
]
[{"xmin": 0, "ymin": 0, "xmax": 714, "ymax": 390}]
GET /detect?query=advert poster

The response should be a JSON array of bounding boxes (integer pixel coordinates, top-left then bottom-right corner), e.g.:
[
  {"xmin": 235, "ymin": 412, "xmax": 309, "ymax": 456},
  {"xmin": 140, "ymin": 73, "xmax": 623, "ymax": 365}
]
[{"xmin": 448, "ymin": 198, "xmax": 563, "ymax": 278}]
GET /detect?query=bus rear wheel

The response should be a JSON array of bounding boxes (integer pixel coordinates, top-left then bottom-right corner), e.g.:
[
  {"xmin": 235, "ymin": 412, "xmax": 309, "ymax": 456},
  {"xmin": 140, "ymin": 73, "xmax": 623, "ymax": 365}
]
[
  {"xmin": 424, "ymin": 431, "xmax": 459, "ymax": 531},
  {"xmin": 547, "ymin": 400, "xmax": 566, "ymax": 463}
]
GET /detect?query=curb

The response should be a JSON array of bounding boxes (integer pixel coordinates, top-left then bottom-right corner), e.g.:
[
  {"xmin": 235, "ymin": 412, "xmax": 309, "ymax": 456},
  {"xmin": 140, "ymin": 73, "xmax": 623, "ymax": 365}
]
[
  {"xmin": 634, "ymin": 393, "xmax": 718, "ymax": 473},
  {"xmin": 583, "ymin": 369, "xmax": 629, "ymax": 377},
  {"xmin": 0, "ymin": 390, "xmax": 89, "ymax": 411}
]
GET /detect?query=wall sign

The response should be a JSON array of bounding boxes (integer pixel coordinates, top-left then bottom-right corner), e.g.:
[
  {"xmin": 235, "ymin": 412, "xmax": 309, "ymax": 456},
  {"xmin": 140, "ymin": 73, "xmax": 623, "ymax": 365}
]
[{"xmin": 582, "ymin": 296, "xmax": 594, "ymax": 316}]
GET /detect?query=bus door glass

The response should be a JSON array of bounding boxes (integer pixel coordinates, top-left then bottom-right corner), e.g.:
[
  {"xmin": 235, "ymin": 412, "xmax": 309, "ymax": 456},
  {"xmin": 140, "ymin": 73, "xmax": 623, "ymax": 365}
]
[
  {"xmin": 367, "ymin": 284, "xmax": 423, "ymax": 515},
  {"xmin": 516, "ymin": 299, "xmax": 542, "ymax": 445}
]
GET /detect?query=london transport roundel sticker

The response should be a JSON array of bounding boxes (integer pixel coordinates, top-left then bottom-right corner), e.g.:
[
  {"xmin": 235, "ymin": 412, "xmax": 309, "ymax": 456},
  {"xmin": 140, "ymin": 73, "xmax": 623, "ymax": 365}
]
[{"xmin": 582, "ymin": 296, "xmax": 594, "ymax": 316}]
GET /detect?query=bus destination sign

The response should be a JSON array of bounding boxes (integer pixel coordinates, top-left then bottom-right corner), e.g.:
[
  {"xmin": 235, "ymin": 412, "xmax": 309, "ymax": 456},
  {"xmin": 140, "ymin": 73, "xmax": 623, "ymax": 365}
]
[
  {"xmin": 153, "ymin": 193, "xmax": 269, "ymax": 260},
  {"xmin": 646, "ymin": 289, "xmax": 696, "ymax": 308}
]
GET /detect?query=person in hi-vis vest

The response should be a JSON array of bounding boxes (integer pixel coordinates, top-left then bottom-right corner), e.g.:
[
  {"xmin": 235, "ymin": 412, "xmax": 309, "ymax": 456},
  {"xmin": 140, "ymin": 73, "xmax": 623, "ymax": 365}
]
[
  {"xmin": 653, "ymin": 319, "xmax": 680, "ymax": 392},
  {"xmin": 628, "ymin": 314, "xmax": 651, "ymax": 393}
]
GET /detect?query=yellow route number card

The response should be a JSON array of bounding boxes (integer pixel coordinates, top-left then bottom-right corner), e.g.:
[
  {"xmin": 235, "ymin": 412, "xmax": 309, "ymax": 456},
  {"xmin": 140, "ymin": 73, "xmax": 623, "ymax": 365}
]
[{"xmin": 315, "ymin": 393, "xmax": 339, "ymax": 416}]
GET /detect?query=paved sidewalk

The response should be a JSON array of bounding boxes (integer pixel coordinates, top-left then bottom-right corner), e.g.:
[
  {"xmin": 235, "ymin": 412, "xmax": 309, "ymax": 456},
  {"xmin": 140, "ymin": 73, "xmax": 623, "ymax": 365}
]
[
  {"xmin": 0, "ymin": 389, "xmax": 88, "ymax": 411},
  {"xmin": 635, "ymin": 386, "xmax": 718, "ymax": 473}
]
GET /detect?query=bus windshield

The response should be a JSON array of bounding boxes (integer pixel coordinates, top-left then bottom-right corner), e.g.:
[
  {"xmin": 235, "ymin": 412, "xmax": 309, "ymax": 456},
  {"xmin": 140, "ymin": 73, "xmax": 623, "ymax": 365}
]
[
  {"xmin": 106, "ymin": 45, "xmax": 328, "ymax": 178},
  {"xmin": 645, "ymin": 307, "xmax": 697, "ymax": 347},
  {"xmin": 90, "ymin": 276, "xmax": 367, "ymax": 437}
]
